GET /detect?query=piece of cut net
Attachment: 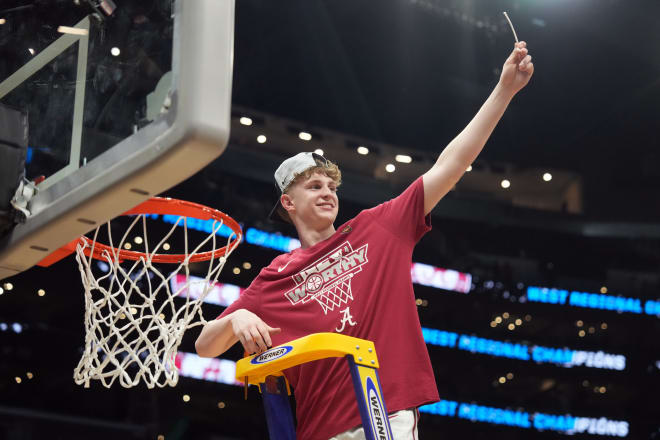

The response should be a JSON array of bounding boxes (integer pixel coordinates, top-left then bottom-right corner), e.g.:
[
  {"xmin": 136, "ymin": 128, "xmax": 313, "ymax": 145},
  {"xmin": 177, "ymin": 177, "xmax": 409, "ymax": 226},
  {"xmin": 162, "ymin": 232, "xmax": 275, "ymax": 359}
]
[{"xmin": 73, "ymin": 213, "xmax": 239, "ymax": 388}]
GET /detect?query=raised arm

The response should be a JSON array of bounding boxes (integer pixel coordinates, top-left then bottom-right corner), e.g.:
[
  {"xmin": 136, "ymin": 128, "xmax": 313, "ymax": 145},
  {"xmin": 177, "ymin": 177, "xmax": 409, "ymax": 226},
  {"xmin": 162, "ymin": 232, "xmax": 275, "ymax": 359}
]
[{"xmin": 422, "ymin": 41, "xmax": 534, "ymax": 215}]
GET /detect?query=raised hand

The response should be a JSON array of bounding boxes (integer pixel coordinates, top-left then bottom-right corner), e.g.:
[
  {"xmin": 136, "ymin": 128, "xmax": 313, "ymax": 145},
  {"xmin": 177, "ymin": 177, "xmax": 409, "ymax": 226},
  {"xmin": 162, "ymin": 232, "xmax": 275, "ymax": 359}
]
[
  {"xmin": 499, "ymin": 41, "xmax": 534, "ymax": 95},
  {"xmin": 230, "ymin": 309, "xmax": 282, "ymax": 355}
]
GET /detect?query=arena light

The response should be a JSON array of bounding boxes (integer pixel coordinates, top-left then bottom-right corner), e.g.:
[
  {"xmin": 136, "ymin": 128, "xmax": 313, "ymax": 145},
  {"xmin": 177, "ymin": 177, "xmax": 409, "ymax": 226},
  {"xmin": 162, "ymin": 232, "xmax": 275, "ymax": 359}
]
[
  {"xmin": 314, "ymin": 148, "xmax": 324, "ymax": 156},
  {"xmin": 37, "ymin": 289, "xmax": 45, "ymax": 297},
  {"xmin": 501, "ymin": 179, "xmax": 511, "ymax": 189},
  {"xmin": 466, "ymin": 165, "xmax": 472, "ymax": 172},
  {"xmin": 170, "ymin": 275, "xmax": 243, "ymax": 307},
  {"xmin": 175, "ymin": 351, "xmax": 241, "ymax": 385},
  {"xmin": 410, "ymin": 263, "xmax": 472, "ymax": 293},
  {"xmin": 357, "ymin": 146, "xmax": 369, "ymax": 155},
  {"xmin": 154, "ymin": 213, "xmax": 240, "ymax": 240},
  {"xmin": 239, "ymin": 116, "xmax": 253, "ymax": 126},
  {"xmin": 154, "ymin": 216, "xmax": 475, "ymax": 292},
  {"xmin": 176, "ymin": 351, "xmax": 629, "ymax": 437},
  {"xmin": 174, "ymin": 264, "xmax": 472, "ymax": 310},
  {"xmin": 385, "ymin": 164, "xmax": 395, "ymax": 173},
  {"xmin": 110, "ymin": 47, "xmax": 120, "ymax": 56},
  {"xmin": 395, "ymin": 154, "xmax": 412, "ymax": 163},
  {"xmin": 257, "ymin": 134, "xmax": 267, "ymax": 144},
  {"xmin": 28, "ymin": 48, "xmax": 35, "ymax": 56},
  {"xmin": 0, "ymin": 18, "xmax": 6, "ymax": 25},
  {"xmin": 57, "ymin": 26, "xmax": 89, "ymax": 36},
  {"xmin": 420, "ymin": 400, "xmax": 630, "ymax": 437},
  {"xmin": 526, "ymin": 286, "xmax": 660, "ymax": 317},
  {"xmin": 245, "ymin": 228, "xmax": 301, "ymax": 252},
  {"xmin": 422, "ymin": 327, "xmax": 626, "ymax": 370},
  {"xmin": 298, "ymin": 131, "xmax": 312, "ymax": 141},
  {"xmin": 543, "ymin": 172, "xmax": 552, "ymax": 182}
]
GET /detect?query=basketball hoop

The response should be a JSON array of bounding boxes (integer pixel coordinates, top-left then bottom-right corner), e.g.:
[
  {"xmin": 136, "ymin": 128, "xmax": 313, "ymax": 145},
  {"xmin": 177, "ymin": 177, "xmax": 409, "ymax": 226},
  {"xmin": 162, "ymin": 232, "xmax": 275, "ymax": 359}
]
[{"xmin": 42, "ymin": 197, "xmax": 242, "ymax": 388}]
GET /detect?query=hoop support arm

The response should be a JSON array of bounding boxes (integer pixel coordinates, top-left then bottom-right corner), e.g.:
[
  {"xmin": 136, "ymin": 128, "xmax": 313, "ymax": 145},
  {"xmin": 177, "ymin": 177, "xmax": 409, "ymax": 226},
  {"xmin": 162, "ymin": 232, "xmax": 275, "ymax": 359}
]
[{"xmin": 36, "ymin": 239, "xmax": 77, "ymax": 267}]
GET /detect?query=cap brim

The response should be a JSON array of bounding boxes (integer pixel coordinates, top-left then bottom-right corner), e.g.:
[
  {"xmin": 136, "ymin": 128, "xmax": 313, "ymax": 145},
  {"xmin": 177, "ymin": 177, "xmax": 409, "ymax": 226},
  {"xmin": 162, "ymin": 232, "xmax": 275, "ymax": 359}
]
[
  {"xmin": 267, "ymin": 200, "xmax": 280, "ymax": 221},
  {"xmin": 268, "ymin": 199, "xmax": 291, "ymax": 224}
]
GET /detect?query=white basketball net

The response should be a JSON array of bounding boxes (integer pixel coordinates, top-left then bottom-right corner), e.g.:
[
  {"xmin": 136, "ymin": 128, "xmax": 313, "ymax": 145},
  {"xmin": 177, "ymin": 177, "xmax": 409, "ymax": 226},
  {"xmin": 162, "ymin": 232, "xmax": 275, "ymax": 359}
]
[{"xmin": 73, "ymin": 213, "xmax": 239, "ymax": 388}]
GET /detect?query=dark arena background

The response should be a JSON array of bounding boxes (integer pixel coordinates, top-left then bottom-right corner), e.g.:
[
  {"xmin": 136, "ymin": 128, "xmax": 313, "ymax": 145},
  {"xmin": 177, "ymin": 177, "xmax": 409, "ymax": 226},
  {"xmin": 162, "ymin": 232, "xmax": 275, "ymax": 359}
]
[{"xmin": 1, "ymin": 0, "xmax": 660, "ymax": 439}]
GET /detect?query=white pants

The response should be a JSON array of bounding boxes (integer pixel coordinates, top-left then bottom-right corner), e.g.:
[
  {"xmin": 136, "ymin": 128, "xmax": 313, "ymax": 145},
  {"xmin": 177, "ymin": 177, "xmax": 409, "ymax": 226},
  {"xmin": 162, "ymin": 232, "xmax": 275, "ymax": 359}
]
[{"xmin": 329, "ymin": 409, "xmax": 419, "ymax": 440}]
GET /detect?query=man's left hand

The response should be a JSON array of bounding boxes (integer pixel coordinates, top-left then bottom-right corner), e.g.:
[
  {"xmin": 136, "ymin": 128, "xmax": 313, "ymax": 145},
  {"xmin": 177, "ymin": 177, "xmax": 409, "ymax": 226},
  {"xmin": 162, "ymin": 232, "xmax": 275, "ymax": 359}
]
[{"xmin": 499, "ymin": 41, "xmax": 534, "ymax": 95}]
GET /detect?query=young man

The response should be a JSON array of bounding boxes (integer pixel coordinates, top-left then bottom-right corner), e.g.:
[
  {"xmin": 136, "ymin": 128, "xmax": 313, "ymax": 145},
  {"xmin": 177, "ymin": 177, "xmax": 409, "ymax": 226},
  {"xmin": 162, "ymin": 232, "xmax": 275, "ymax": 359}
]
[{"xmin": 196, "ymin": 42, "xmax": 534, "ymax": 439}]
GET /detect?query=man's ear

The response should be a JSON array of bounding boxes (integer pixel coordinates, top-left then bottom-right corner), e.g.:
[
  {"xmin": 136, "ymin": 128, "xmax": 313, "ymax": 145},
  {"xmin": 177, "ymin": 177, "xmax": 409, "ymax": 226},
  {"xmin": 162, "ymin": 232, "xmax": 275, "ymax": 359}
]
[{"xmin": 281, "ymin": 193, "xmax": 294, "ymax": 213}]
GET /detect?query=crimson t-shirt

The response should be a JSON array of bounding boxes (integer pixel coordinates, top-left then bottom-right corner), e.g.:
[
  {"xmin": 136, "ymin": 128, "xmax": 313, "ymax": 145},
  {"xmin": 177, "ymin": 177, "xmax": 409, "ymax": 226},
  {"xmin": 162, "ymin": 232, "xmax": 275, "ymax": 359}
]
[{"xmin": 219, "ymin": 176, "xmax": 439, "ymax": 440}]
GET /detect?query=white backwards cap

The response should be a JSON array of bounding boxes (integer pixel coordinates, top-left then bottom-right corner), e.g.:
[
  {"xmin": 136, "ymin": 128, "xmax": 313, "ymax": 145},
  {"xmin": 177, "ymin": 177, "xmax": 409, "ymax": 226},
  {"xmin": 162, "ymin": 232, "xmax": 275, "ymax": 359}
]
[{"xmin": 269, "ymin": 152, "xmax": 328, "ymax": 221}]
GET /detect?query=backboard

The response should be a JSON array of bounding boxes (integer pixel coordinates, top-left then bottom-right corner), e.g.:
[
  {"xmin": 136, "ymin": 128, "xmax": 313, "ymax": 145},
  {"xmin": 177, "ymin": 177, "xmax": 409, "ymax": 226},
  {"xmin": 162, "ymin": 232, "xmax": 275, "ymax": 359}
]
[{"xmin": 0, "ymin": 0, "xmax": 235, "ymax": 279}]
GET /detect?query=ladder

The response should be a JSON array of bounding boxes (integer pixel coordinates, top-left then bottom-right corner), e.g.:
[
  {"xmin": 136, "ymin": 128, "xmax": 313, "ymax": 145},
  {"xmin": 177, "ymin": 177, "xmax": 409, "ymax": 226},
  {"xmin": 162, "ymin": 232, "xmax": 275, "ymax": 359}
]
[{"xmin": 235, "ymin": 333, "xmax": 394, "ymax": 440}]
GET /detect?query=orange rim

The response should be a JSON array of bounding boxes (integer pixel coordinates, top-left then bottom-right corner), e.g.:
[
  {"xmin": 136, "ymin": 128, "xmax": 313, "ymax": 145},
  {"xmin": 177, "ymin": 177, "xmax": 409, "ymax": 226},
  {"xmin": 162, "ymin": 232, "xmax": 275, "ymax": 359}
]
[{"xmin": 77, "ymin": 197, "xmax": 242, "ymax": 264}]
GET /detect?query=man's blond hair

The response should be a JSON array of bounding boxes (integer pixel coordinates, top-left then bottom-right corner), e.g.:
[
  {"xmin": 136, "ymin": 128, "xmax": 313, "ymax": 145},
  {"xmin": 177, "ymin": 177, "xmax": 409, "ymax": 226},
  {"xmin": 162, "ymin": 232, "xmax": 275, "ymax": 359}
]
[{"xmin": 283, "ymin": 159, "xmax": 342, "ymax": 193}]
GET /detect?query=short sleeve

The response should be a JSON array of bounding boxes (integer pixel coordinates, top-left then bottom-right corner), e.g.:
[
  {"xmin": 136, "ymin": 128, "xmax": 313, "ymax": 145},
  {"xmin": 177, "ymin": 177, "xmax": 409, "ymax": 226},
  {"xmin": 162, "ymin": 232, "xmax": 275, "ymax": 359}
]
[
  {"xmin": 365, "ymin": 176, "xmax": 431, "ymax": 244},
  {"xmin": 216, "ymin": 277, "xmax": 262, "ymax": 319}
]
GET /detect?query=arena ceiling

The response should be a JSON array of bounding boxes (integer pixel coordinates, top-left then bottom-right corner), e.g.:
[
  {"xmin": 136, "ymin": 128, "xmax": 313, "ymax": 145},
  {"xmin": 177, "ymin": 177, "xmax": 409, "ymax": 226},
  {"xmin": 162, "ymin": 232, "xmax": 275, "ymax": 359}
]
[{"xmin": 1, "ymin": 0, "xmax": 659, "ymax": 223}]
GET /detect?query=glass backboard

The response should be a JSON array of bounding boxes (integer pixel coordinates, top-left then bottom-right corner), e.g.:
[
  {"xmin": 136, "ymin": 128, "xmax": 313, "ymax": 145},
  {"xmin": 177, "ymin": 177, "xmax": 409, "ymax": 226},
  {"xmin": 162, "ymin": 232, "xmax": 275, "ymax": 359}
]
[{"xmin": 0, "ymin": 0, "xmax": 235, "ymax": 279}]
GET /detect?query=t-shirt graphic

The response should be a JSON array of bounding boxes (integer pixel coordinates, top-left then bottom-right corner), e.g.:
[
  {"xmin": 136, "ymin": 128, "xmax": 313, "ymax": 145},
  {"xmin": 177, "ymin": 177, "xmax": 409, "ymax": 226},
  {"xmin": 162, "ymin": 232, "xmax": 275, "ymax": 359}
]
[{"xmin": 284, "ymin": 241, "xmax": 368, "ymax": 314}]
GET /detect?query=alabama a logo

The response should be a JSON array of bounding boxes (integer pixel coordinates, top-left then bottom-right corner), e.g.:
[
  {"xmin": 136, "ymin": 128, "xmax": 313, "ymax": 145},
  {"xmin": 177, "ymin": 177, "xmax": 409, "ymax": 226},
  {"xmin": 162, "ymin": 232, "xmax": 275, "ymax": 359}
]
[
  {"xmin": 283, "ymin": 241, "xmax": 368, "ymax": 314},
  {"xmin": 335, "ymin": 306, "xmax": 357, "ymax": 333}
]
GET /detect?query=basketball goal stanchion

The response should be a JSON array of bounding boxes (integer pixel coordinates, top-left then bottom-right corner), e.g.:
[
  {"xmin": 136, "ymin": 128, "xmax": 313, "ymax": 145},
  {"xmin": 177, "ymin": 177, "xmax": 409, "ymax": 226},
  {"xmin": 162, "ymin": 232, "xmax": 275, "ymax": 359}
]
[
  {"xmin": 235, "ymin": 333, "xmax": 394, "ymax": 440},
  {"xmin": 38, "ymin": 197, "xmax": 242, "ymax": 388}
]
